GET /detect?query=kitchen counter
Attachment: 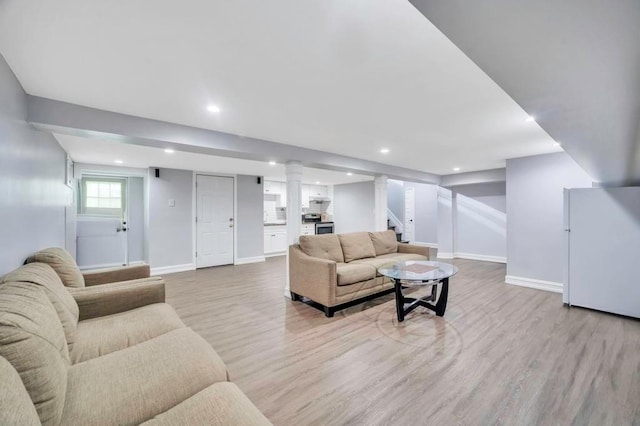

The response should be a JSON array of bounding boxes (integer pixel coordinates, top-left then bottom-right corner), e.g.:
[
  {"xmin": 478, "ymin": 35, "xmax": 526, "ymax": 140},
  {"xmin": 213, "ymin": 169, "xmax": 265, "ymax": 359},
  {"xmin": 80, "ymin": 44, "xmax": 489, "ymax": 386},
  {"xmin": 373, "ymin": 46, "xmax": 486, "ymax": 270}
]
[{"xmin": 264, "ymin": 221, "xmax": 286, "ymax": 226}]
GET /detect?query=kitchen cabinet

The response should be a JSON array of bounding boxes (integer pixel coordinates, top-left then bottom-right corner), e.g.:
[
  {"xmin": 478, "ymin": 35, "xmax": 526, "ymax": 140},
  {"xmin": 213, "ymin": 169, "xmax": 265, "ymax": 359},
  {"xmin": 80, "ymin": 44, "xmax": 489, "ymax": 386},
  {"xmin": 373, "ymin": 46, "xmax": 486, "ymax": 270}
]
[
  {"xmin": 264, "ymin": 181, "xmax": 280, "ymax": 194},
  {"xmin": 301, "ymin": 185, "xmax": 310, "ymax": 208},
  {"xmin": 264, "ymin": 225, "xmax": 287, "ymax": 256},
  {"xmin": 308, "ymin": 184, "xmax": 328, "ymax": 198},
  {"xmin": 301, "ymin": 223, "xmax": 315, "ymax": 236}
]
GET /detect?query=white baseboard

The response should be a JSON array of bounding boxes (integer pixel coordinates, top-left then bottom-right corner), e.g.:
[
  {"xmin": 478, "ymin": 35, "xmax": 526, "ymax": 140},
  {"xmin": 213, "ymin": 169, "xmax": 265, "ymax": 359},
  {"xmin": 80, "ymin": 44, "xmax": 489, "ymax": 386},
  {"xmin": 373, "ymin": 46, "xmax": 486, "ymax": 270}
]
[
  {"xmin": 265, "ymin": 252, "xmax": 286, "ymax": 258},
  {"xmin": 437, "ymin": 252, "xmax": 454, "ymax": 259},
  {"xmin": 455, "ymin": 252, "xmax": 507, "ymax": 264},
  {"xmin": 129, "ymin": 260, "xmax": 146, "ymax": 266},
  {"xmin": 235, "ymin": 256, "xmax": 266, "ymax": 265},
  {"xmin": 505, "ymin": 275, "xmax": 563, "ymax": 293},
  {"xmin": 151, "ymin": 263, "xmax": 195, "ymax": 276}
]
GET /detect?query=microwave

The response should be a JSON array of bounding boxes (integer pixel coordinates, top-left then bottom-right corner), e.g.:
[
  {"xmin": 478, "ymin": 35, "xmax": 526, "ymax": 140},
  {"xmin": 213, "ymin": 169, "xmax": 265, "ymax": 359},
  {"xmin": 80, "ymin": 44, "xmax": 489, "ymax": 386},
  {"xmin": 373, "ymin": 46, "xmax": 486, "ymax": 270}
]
[{"xmin": 315, "ymin": 222, "xmax": 334, "ymax": 235}]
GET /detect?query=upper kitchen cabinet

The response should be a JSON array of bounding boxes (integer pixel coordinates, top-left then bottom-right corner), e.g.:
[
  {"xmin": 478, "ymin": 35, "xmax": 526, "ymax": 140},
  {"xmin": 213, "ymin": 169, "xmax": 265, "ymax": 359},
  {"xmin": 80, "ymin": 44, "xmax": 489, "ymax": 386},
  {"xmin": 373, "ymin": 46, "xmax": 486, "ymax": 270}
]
[
  {"xmin": 308, "ymin": 184, "xmax": 328, "ymax": 198},
  {"xmin": 264, "ymin": 180, "xmax": 281, "ymax": 194}
]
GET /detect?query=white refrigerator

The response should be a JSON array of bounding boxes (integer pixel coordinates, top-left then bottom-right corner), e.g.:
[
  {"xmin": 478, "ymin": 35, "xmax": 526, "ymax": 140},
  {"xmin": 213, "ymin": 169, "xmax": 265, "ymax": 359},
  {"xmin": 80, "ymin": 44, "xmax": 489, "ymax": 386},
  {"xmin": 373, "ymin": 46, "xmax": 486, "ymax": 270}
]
[{"xmin": 564, "ymin": 187, "xmax": 640, "ymax": 318}]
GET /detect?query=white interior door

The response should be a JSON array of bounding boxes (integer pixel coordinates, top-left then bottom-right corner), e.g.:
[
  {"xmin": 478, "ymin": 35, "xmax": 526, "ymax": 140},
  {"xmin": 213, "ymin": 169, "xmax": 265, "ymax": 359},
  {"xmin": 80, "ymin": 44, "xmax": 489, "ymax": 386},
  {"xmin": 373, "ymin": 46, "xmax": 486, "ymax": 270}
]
[
  {"xmin": 196, "ymin": 175, "xmax": 234, "ymax": 268},
  {"xmin": 76, "ymin": 176, "xmax": 128, "ymax": 269},
  {"xmin": 404, "ymin": 187, "xmax": 415, "ymax": 242}
]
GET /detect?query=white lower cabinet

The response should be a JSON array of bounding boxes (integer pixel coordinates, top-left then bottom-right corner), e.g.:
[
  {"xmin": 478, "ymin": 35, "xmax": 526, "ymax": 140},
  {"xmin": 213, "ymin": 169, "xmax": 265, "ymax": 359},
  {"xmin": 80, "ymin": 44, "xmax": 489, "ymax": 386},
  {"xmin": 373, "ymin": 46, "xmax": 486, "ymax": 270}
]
[
  {"xmin": 264, "ymin": 226, "xmax": 287, "ymax": 256},
  {"xmin": 301, "ymin": 224, "xmax": 315, "ymax": 236}
]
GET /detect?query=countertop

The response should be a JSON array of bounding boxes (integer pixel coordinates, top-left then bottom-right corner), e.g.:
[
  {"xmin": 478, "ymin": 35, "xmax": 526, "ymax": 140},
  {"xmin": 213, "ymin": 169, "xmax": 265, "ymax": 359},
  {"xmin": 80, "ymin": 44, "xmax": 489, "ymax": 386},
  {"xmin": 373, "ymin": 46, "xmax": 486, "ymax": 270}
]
[{"xmin": 263, "ymin": 221, "xmax": 333, "ymax": 226}]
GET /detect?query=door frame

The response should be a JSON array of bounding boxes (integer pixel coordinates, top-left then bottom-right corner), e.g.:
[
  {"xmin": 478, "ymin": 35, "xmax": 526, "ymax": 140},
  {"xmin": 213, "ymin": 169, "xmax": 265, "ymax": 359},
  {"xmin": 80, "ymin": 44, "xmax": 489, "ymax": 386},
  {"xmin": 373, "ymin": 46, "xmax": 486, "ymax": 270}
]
[
  {"xmin": 74, "ymin": 163, "xmax": 149, "ymax": 268},
  {"xmin": 192, "ymin": 172, "xmax": 237, "ymax": 268}
]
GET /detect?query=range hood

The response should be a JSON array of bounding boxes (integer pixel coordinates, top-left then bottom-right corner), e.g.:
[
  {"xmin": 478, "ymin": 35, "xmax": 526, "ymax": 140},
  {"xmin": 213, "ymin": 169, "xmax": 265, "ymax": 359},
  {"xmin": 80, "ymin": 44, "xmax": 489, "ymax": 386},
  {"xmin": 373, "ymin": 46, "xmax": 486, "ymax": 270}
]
[{"xmin": 309, "ymin": 197, "xmax": 331, "ymax": 204}]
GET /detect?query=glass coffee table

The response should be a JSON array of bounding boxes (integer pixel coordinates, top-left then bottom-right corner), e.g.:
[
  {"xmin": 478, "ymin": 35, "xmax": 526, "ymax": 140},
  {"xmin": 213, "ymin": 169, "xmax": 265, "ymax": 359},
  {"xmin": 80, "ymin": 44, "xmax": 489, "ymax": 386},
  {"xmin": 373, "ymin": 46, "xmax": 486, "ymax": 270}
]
[{"xmin": 378, "ymin": 261, "xmax": 458, "ymax": 321}]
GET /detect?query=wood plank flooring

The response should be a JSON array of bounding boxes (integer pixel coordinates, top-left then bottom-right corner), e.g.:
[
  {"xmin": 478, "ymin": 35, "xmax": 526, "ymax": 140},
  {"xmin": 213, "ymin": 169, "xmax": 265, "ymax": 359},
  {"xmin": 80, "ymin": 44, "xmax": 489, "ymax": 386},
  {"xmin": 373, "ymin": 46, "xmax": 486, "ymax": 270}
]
[{"xmin": 164, "ymin": 256, "xmax": 640, "ymax": 425}]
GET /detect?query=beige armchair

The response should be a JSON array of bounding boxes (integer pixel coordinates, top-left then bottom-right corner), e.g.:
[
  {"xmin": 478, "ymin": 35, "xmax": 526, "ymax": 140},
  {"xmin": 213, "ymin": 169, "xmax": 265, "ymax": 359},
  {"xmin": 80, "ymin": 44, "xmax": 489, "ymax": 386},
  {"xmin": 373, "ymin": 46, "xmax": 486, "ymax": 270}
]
[{"xmin": 25, "ymin": 247, "xmax": 152, "ymax": 288}]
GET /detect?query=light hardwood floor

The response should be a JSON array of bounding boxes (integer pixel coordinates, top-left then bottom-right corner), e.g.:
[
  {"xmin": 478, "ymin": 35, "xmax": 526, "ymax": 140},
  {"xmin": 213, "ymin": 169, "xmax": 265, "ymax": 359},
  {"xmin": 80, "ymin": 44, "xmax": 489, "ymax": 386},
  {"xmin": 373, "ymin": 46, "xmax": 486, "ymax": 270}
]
[{"xmin": 164, "ymin": 256, "xmax": 640, "ymax": 426}]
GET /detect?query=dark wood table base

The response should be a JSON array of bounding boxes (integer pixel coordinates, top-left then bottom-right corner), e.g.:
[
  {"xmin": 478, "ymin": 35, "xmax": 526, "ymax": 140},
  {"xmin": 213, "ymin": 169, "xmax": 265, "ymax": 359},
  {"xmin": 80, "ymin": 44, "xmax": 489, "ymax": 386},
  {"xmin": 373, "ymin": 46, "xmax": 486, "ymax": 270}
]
[{"xmin": 393, "ymin": 277, "xmax": 449, "ymax": 321}]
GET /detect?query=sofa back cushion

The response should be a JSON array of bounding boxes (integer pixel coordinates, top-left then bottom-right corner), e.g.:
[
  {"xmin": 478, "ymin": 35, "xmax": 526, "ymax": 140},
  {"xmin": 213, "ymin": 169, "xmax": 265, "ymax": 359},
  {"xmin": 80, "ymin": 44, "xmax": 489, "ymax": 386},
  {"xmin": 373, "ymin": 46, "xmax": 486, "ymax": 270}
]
[
  {"xmin": 338, "ymin": 232, "xmax": 377, "ymax": 263},
  {"xmin": 369, "ymin": 230, "xmax": 399, "ymax": 256},
  {"xmin": 25, "ymin": 247, "xmax": 85, "ymax": 288},
  {"xmin": 0, "ymin": 282, "xmax": 69, "ymax": 426},
  {"xmin": 0, "ymin": 356, "xmax": 40, "ymax": 426},
  {"xmin": 299, "ymin": 234, "xmax": 344, "ymax": 263},
  {"xmin": 1, "ymin": 263, "xmax": 79, "ymax": 352}
]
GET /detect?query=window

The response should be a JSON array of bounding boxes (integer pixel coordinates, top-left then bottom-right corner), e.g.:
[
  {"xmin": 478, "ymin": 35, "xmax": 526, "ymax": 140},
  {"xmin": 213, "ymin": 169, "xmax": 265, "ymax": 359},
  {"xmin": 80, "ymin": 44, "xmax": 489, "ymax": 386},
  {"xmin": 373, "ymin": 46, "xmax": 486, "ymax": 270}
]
[{"xmin": 79, "ymin": 177, "xmax": 126, "ymax": 217}]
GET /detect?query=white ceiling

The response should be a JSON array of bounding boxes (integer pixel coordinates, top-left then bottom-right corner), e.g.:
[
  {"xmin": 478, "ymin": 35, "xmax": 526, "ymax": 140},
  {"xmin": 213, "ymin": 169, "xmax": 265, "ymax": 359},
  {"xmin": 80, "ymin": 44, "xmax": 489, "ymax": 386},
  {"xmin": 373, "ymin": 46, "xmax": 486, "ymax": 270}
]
[
  {"xmin": 55, "ymin": 134, "xmax": 372, "ymax": 185},
  {"xmin": 0, "ymin": 0, "xmax": 561, "ymax": 175}
]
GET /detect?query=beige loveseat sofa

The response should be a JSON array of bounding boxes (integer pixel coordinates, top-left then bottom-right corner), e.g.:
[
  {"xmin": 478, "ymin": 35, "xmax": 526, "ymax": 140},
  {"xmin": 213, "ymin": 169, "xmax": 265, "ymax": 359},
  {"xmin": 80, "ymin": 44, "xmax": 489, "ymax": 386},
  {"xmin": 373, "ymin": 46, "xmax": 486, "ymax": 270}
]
[
  {"xmin": 0, "ymin": 262, "xmax": 271, "ymax": 425},
  {"xmin": 289, "ymin": 230, "xmax": 430, "ymax": 317}
]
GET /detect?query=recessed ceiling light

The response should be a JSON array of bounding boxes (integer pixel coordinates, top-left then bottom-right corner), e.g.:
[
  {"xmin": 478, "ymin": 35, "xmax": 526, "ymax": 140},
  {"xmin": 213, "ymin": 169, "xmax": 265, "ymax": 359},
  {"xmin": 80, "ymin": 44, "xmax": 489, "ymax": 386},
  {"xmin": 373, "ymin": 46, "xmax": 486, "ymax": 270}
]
[
  {"xmin": 380, "ymin": 148, "xmax": 390, "ymax": 154},
  {"xmin": 206, "ymin": 104, "xmax": 221, "ymax": 113},
  {"xmin": 268, "ymin": 161, "xmax": 276, "ymax": 166},
  {"xmin": 554, "ymin": 142, "xmax": 561, "ymax": 147},
  {"xmin": 164, "ymin": 149, "xmax": 175, "ymax": 154},
  {"xmin": 453, "ymin": 167, "xmax": 460, "ymax": 171},
  {"xmin": 114, "ymin": 160, "xmax": 123, "ymax": 164},
  {"xmin": 315, "ymin": 181, "xmax": 321, "ymax": 184},
  {"xmin": 347, "ymin": 172, "xmax": 353, "ymax": 176},
  {"xmin": 525, "ymin": 116, "xmax": 536, "ymax": 123}
]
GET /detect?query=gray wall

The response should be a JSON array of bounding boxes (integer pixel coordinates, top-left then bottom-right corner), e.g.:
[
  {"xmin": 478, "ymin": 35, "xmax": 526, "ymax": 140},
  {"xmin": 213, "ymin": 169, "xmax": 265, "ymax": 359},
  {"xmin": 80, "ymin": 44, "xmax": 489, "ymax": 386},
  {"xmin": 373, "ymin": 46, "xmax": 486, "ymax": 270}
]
[
  {"xmin": 454, "ymin": 182, "xmax": 506, "ymax": 259},
  {"xmin": 147, "ymin": 168, "xmax": 193, "ymax": 268},
  {"xmin": 333, "ymin": 181, "xmax": 375, "ymax": 233},
  {"xmin": 0, "ymin": 54, "xmax": 72, "ymax": 274},
  {"xmin": 236, "ymin": 175, "xmax": 264, "ymax": 259},
  {"xmin": 437, "ymin": 188, "xmax": 454, "ymax": 255},
  {"xmin": 507, "ymin": 153, "xmax": 593, "ymax": 283}
]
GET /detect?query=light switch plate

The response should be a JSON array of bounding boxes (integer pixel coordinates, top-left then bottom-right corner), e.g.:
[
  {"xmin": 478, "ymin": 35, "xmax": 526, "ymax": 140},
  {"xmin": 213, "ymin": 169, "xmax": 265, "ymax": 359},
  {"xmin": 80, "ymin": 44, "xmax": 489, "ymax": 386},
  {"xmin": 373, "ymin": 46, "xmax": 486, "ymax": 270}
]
[{"xmin": 168, "ymin": 199, "xmax": 175, "ymax": 207}]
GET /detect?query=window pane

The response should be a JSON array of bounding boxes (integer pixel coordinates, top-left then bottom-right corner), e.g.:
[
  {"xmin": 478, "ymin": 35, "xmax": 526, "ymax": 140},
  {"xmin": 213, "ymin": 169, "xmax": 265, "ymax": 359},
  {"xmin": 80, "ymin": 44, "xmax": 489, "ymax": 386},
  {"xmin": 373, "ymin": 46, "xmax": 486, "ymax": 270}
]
[
  {"xmin": 86, "ymin": 197, "xmax": 99, "ymax": 208},
  {"xmin": 98, "ymin": 198, "xmax": 111, "ymax": 208},
  {"xmin": 109, "ymin": 199, "xmax": 121, "ymax": 209},
  {"xmin": 110, "ymin": 183, "xmax": 121, "ymax": 198},
  {"xmin": 99, "ymin": 183, "xmax": 110, "ymax": 198},
  {"xmin": 86, "ymin": 182, "xmax": 99, "ymax": 197}
]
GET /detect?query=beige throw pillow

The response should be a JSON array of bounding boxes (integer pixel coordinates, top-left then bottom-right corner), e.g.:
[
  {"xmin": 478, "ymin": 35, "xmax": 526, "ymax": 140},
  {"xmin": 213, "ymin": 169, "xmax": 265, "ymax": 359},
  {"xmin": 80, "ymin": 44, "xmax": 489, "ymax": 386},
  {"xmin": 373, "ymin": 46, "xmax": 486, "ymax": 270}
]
[
  {"xmin": 369, "ymin": 230, "xmax": 398, "ymax": 256},
  {"xmin": 338, "ymin": 232, "xmax": 376, "ymax": 263}
]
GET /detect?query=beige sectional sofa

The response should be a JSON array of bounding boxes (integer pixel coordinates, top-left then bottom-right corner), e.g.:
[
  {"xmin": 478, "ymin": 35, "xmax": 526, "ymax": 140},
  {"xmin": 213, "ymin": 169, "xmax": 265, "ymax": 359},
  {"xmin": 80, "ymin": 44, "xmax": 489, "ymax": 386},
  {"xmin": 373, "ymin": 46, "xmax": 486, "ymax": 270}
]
[
  {"xmin": 0, "ymin": 261, "xmax": 271, "ymax": 425},
  {"xmin": 289, "ymin": 230, "xmax": 430, "ymax": 317}
]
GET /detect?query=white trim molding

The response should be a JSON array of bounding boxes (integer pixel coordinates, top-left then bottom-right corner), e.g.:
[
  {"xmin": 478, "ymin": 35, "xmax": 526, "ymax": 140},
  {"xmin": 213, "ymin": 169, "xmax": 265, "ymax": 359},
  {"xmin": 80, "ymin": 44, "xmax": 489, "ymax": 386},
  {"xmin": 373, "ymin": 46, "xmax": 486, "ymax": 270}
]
[
  {"xmin": 437, "ymin": 252, "xmax": 454, "ymax": 259},
  {"xmin": 151, "ymin": 263, "xmax": 196, "ymax": 276},
  {"xmin": 235, "ymin": 256, "xmax": 266, "ymax": 265},
  {"xmin": 79, "ymin": 262, "xmax": 125, "ymax": 271},
  {"xmin": 505, "ymin": 275, "xmax": 563, "ymax": 293},
  {"xmin": 265, "ymin": 252, "xmax": 286, "ymax": 258},
  {"xmin": 454, "ymin": 252, "xmax": 506, "ymax": 264}
]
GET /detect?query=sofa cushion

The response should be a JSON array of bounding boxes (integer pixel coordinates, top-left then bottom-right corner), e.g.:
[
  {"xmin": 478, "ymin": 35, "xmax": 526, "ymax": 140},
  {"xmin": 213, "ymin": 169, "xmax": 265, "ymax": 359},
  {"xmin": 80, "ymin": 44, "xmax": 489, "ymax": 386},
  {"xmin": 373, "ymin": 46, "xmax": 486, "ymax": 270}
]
[
  {"xmin": 26, "ymin": 247, "xmax": 85, "ymax": 288},
  {"xmin": 62, "ymin": 328, "xmax": 228, "ymax": 425},
  {"xmin": 369, "ymin": 230, "xmax": 399, "ymax": 256},
  {"xmin": 0, "ymin": 283, "xmax": 70, "ymax": 426},
  {"xmin": 336, "ymin": 263, "xmax": 376, "ymax": 286},
  {"xmin": 1, "ymin": 263, "xmax": 79, "ymax": 352},
  {"xmin": 0, "ymin": 356, "xmax": 41, "ymax": 426},
  {"xmin": 71, "ymin": 303, "xmax": 185, "ymax": 363},
  {"xmin": 299, "ymin": 234, "xmax": 344, "ymax": 263},
  {"xmin": 352, "ymin": 253, "xmax": 428, "ymax": 276},
  {"xmin": 336, "ymin": 276, "xmax": 390, "ymax": 298},
  {"xmin": 338, "ymin": 232, "xmax": 376, "ymax": 262},
  {"xmin": 141, "ymin": 382, "xmax": 272, "ymax": 425}
]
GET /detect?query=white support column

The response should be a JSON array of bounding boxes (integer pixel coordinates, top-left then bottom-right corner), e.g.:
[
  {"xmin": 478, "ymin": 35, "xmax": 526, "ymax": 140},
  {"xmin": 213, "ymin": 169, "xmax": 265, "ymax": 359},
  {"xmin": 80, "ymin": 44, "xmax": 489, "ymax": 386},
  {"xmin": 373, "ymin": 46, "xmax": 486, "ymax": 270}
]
[
  {"xmin": 374, "ymin": 175, "xmax": 388, "ymax": 231},
  {"xmin": 284, "ymin": 161, "xmax": 303, "ymax": 298}
]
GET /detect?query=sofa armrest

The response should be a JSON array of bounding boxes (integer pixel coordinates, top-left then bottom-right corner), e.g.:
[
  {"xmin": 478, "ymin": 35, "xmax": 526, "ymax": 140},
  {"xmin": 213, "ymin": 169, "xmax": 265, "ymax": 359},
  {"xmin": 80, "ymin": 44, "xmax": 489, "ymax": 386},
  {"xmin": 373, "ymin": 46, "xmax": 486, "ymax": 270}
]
[
  {"xmin": 69, "ymin": 277, "xmax": 165, "ymax": 320},
  {"xmin": 289, "ymin": 245, "xmax": 337, "ymax": 307},
  {"xmin": 398, "ymin": 243, "xmax": 430, "ymax": 259},
  {"xmin": 82, "ymin": 264, "xmax": 151, "ymax": 286}
]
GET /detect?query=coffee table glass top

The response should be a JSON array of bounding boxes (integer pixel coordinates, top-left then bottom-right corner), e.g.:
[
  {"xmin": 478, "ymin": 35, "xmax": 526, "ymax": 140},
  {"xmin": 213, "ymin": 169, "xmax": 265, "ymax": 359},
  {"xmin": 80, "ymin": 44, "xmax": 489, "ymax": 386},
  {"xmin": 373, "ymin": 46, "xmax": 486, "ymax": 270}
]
[{"xmin": 378, "ymin": 260, "xmax": 458, "ymax": 282}]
